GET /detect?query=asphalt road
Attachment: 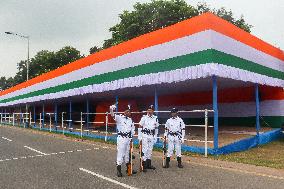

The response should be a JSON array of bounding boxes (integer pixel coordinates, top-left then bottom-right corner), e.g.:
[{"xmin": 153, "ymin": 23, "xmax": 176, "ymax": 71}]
[{"xmin": 0, "ymin": 125, "xmax": 283, "ymax": 189}]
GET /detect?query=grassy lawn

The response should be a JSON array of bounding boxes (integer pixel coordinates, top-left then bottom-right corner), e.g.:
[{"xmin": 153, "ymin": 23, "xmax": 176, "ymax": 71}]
[{"xmin": 212, "ymin": 138, "xmax": 284, "ymax": 169}]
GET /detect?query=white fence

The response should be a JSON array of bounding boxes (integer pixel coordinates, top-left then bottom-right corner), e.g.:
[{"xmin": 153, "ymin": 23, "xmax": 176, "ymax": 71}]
[{"xmin": 0, "ymin": 109, "xmax": 213, "ymax": 157}]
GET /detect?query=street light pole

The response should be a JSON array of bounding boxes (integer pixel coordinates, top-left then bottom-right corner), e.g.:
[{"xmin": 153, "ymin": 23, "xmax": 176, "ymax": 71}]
[
  {"xmin": 5, "ymin": 31, "xmax": 30, "ymax": 127},
  {"xmin": 5, "ymin": 32, "xmax": 30, "ymax": 80}
]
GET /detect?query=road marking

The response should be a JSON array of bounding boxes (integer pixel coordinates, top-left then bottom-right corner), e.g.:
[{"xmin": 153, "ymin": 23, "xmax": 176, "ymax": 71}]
[
  {"xmin": 79, "ymin": 168, "xmax": 138, "ymax": 189},
  {"xmin": 24, "ymin": 146, "xmax": 47, "ymax": 155},
  {"xmin": 0, "ymin": 148, "xmax": 98, "ymax": 163},
  {"xmin": 1, "ymin": 137, "xmax": 12, "ymax": 142},
  {"xmin": 85, "ymin": 149, "xmax": 91, "ymax": 151}
]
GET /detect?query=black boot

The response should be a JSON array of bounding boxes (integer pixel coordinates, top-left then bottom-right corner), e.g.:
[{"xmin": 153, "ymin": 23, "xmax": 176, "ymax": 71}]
[
  {"xmin": 147, "ymin": 159, "xmax": 156, "ymax": 170},
  {"xmin": 142, "ymin": 161, "xmax": 147, "ymax": 172},
  {"xmin": 117, "ymin": 165, "xmax": 123, "ymax": 177},
  {"xmin": 177, "ymin": 157, "xmax": 183, "ymax": 168},
  {"xmin": 163, "ymin": 157, "xmax": 170, "ymax": 168}
]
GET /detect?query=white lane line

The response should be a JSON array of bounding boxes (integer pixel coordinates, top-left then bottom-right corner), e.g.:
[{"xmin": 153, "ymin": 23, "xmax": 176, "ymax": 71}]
[
  {"xmin": 79, "ymin": 168, "xmax": 138, "ymax": 189},
  {"xmin": 1, "ymin": 137, "xmax": 12, "ymax": 142},
  {"xmin": 24, "ymin": 146, "xmax": 47, "ymax": 155},
  {"xmin": 68, "ymin": 151, "xmax": 73, "ymax": 153},
  {"xmin": 76, "ymin": 150, "xmax": 82, "ymax": 152},
  {"xmin": 59, "ymin": 152, "xmax": 65, "ymax": 154},
  {"xmin": 85, "ymin": 149, "xmax": 91, "ymax": 151}
]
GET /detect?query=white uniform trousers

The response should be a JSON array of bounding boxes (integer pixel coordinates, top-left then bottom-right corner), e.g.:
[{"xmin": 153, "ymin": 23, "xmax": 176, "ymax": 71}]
[
  {"xmin": 167, "ymin": 135, "xmax": 182, "ymax": 158},
  {"xmin": 142, "ymin": 134, "xmax": 155, "ymax": 161},
  {"xmin": 116, "ymin": 136, "xmax": 131, "ymax": 165}
]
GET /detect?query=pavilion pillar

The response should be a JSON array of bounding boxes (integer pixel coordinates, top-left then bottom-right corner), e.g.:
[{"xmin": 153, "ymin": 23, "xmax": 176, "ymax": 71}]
[
  {"xmin": 212, "ymin": 75, "xmax": 219, "ymax": 150},
  {"xmin": 255, "ymin": 84, "xmax": 260, "ymax": 144},
  {"xmin": 69, "ymin": 100, "xmax": 72, "ymax": 129},
  {"xmin": 86, "ymin": 97, "xmax": 90, "ymax": 130}
]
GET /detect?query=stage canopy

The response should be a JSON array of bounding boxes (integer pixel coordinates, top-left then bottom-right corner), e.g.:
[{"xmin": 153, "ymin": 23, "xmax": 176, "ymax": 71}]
[{"xmin": 0, "ymin": 13, "xmax": 283, "ymax": 107}]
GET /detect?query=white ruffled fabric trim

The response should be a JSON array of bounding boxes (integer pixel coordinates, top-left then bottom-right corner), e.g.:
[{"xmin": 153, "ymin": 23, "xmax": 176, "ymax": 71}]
[{"xmin": 1, "ymin": 63, "xmax": 283, "ymax": 107}]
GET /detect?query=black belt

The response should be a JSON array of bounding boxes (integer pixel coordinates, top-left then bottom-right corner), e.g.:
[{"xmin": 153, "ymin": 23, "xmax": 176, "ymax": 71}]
[
  {"xmin": 168, "ymin": 131, "xmax": 181, "ymax": 137},
  {"xmin": 142, "ymin": 128, "xmax": 155, "ymax": 135},
  {"xmin": 118, "ymin": 132, "xmax": 132, "ymax": 138}
]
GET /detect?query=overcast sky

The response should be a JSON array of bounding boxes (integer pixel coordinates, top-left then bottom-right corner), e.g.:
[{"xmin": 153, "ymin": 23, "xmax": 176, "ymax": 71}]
[{"xmin": 0, "ymin": 0, "xmax": 283, "ymax": 78}]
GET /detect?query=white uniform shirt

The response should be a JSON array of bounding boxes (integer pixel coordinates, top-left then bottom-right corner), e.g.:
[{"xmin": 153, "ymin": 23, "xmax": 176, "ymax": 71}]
[
  {"xmin": 165, "ymin": 116, "xmax": 185, "ymax": 134},
  {"xmin": 115, "ymin": 114, "xmax": 135, "ymax": 136},
  {"xmin": 139, "ymin": 115, "xmax": 159, "ymax": 131}
]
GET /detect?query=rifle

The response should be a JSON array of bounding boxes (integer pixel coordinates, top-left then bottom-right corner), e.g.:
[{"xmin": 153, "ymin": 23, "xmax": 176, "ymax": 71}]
[
  {"xmin": 139, "ymin": 140, "xmax": 143, "ymax": 172},
  {"xmin": 127, "ymin": 139, "xmax": 133, "ymax": 176},
  {"xmin": 162, "ymin": 135, "xmax": 167, "ymax": 167}
]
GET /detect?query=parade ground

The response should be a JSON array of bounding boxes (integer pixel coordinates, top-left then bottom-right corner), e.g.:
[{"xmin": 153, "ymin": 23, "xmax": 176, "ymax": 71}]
[{"xmin": 1, "ymin": 125, "xmax": 283, "ymax": 189}]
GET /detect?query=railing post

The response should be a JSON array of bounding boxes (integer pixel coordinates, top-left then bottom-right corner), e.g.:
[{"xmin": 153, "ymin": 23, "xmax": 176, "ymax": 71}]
[
  {"xmin": 42, "ymin": 103, "xmax": 45, "ymax": 129},
  {"xmin": 62, "ymin": 112, "xmax": 65, "ymax": 135},
  {"xmin": 29, "ymin": 112, "xmax": 32, "ymax": 126},
  {"xmin": 39, "ymin": 113, "xmax": 42, "ymax": 130},
  {"xmin": 33, "ymin": 105, "xmax": 36, "ymax": 128},
  {"xmin": 80, "ymin": 112, "xmax": 83, "ymax": 138},
  {"xmin": 49, "ymin": 114, "xmax": 52, "ymax": 132},
  {"xmin": 205, "ymin": 109, "xmax": 208, "ymax": 157},
  {"xmin": 13, "ymin": 113, "xmax": 15, "ymax": 126},
  {"xmin": 105, "ymin": 112, "xmax": 109, "ymax": 142}
]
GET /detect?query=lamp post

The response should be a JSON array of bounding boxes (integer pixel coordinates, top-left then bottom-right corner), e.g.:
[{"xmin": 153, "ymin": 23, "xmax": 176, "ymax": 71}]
[
  {"xmin": 5, "ymin": 31, "xmax": 30, "ymax": 127},
  {"xmin": 5, "ymin": 32, "xmax": 30, "ymax": 81}
]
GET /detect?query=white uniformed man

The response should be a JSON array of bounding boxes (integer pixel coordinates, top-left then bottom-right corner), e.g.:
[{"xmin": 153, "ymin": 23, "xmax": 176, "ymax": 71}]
[
  {"xmin": 110, "ymin": 104, "xmax": 136, "ymax": 177},
  {"xmin": 138, "ymin": 105, "xmax": 159, "ymax": 171},
  {"xmin": 163, "ymin": 108, "xmax": 185, "ymax": 168}
]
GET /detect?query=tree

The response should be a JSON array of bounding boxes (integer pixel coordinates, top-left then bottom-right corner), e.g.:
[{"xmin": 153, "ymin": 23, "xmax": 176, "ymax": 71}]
[
  {"xmin": 102, "ymin": 0, "xmax": 252, "ymax": 48},
  {"xmin": 0, "ymin": 77, "xmax": 15, "ymax": 91},
  {"xmin": 89, "ymin": 46, "xmax": 102, "ymax": 54},
  {"xmin": 4, "ymin": 46, "xmax": 83, "ymax": 89},
  {"xmin": 197, "ymin": 2, "xmax": 252, "ymax": 32}
]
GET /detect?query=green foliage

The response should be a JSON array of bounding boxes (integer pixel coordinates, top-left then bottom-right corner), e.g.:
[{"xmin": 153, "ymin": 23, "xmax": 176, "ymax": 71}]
[
  {"xmin": 102, "ymin": 0, "xmax": 253, "ymax": 48},
  {"xmin": 1, "ymin": 0, "xmax": 252, "ymax": 91},
  {"xmin": 89, "ymin": 46, "xmax": 102, "ymax": 54},
  {"xmin": 197, "ymin": 2, "xmax": 252, "ymax": 33},
  {"xmin": 0, "ymin": 46, "xmax": 82, "ymax": 90}
]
